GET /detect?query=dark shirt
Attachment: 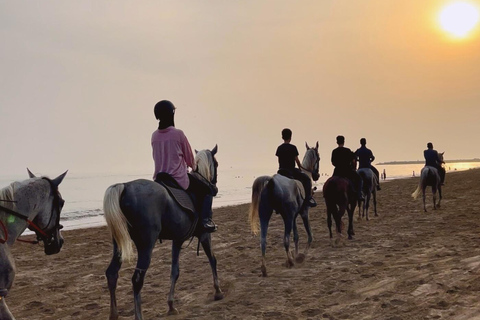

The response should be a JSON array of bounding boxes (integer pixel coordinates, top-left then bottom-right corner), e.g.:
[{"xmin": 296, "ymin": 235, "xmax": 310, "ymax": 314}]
[
  {"xmin": 424, "ymin": 149, "xmax": 440, "ymax": 167},
  {"xmin": 276, "ymin": 143, "xmax": 299, "ymax": 170},
  {"xmin": 332, "ymin": 146, "xmax": 355, "ymax": 174},
  {"xmin": 355, "ymin": 146, "xmax": 375, "ymax": 169}
]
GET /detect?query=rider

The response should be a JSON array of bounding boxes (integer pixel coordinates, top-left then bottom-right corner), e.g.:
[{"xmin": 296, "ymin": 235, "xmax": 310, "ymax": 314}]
[
  {"xmin": 424, "ymin": 142, "xmax": 445, "ymax": 185},
  {"xmin": 275, "ymin": 128, "xmax": 317, "ymax": 207},
  {"xmin": 355, "ymin": 138, "xmax": 381, "ymax": 190},
  {"xmin": 151, "ymin": 100, "xmax": 217, "ymax": 232},
  {"xmin": 331, "ymin": 135, "xmax": 364, "ymax": 200}
]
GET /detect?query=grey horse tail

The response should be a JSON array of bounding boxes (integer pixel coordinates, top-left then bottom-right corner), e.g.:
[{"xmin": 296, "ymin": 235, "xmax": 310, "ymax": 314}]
[
  {"xmin": 412, "ymin": 177, "xmax": 422, "ymax": 199},
  {"xmin": 103, "ymin": 183, "xmax": 133, "ymax": 262},
  {"xmin": 248, "ymin": 176, "xmax": 272, "ymax": 235}
]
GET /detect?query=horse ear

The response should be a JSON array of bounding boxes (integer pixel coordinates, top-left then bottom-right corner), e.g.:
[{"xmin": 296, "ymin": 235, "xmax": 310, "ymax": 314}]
[
  {"xmin": 52, "ymin": 170, "xmax": 68, "ymax": 188},
  {"xmin": 195, "ymin": 149, "xmax": 198, "ymax": 154},
  {"xmin": 305, "ymin": 142, "xmax": 310, "ymax": 150},
  {"xmin": 27, "ymin": 168, "xmax": 36, "ymax": 178},
  {"xmin": 315, "ymin": 141, "xmax": 319, "ymax": 150},
  {"xmin": 211, "ymin": 144, "xmax": 218, "ymax": 155}
]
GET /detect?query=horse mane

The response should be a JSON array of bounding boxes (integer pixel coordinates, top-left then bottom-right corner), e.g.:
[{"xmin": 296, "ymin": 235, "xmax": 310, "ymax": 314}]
[
  {"xmin": 0, "ymin": 183, "xmax": 16, "ymax": 212},
  {"xmin": 195, "ymin": 150, "xmax": 212, "ymax": 181},
  {"xmin": 302, "ymin": 149, "xmax": 316, "ymax": 170}
]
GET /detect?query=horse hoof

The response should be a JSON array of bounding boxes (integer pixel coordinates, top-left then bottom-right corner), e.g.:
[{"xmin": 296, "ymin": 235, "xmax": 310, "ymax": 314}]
[
  {"xmin": 261, "ymin": 265, "xmax": 268, "ymax": 277},
  {"xmin": 295, "ymin": 253, "xmax": 306, "ymax": 264},
  {"xmin": 168, "ymin": 308, "xmax": 179, "ymax": 316},
  {"xmin": 214, "ymin": 291, "xmax": 225, "ymax": 301},
  {"xmin": 285, "ymin": 260, "xmax": 294, "ymax": 268},
  {"xmin": 348, "ymin": 235, "xmax": 353, "ymax": 240}
]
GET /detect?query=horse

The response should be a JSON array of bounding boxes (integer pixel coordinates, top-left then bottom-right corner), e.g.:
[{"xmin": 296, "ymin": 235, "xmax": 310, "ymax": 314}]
[
  {"xmin": 411, "ymin": 152, "xmax": 444, "ymax": 212},
  {"xmin": 357, "ymin": 168, "xmax": 378, "ymax": 220},
  {"xmin": 0, "ymin": 169, "xmax": 67, "ymax": 320},
  {"xmin": 248, "ymin": 142, "xmax": 320, "ymax": 277},
  {"xmin": 103, "ymin": 146, "xmax": 223, "ymax": 320},
  {"xmin": 323, "ymin": 175, "xmax": 357, "ymax": 244}
]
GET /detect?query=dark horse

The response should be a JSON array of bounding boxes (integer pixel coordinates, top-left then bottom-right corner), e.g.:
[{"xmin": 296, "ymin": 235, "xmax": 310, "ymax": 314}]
[
  {"xmin": 248, "ymin": 142, "xmax": 320, "ymax": 277},
  {"xmin": 0, "ymin": 169, "xmax": 67, "ymax": 320},
  {"xmin": 103, "ymin": 146, "xmax": 223, "ymax": 320},
  {"xmin": 357, "ymin": 168, "xmax": 378, "ymax": 221},
  {"xmin": 323, "ymin": 175, "xmax": 357, "ymax": 245}
]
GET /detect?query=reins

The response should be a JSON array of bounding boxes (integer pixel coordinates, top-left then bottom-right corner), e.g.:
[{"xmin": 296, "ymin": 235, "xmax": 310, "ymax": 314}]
[{"xmin": 0, "ymin": 202, "xmax": 47, "ymax": 244}]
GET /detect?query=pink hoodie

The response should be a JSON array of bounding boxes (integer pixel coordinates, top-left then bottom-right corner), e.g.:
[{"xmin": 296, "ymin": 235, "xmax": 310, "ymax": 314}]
[{"xmin": 151, "ymin": 127, "xmax": 195, "ymax": 189}]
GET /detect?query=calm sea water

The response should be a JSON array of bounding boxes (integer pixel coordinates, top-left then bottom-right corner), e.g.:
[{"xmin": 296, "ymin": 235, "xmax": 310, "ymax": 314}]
[{"xmin": 2, "ymin": 161, "xmax": 479, "ymax": 232}]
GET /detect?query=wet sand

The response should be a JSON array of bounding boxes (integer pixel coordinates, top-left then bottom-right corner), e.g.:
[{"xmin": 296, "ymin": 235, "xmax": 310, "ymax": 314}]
[{"xmin": 8, "ymin": 168, "xmax": 480, "ymax": 319}]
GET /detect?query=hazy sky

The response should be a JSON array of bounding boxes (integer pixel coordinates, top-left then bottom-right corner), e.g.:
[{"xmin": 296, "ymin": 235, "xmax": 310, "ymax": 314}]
[{"xmin": 1, "ymin": 1, "xmax": 480, "ymax": 176}]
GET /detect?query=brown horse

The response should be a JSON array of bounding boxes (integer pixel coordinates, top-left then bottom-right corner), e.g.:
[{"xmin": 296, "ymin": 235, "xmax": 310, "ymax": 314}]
[{"xmin": 323, "ymin": 176, "xmax": 357, "ymax": 243}]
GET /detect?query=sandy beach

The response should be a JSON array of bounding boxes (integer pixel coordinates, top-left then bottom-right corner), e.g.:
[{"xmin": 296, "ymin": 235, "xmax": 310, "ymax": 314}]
[{"xmin": 7, "ymin": 169, "xmax": 480, "ymax": 320}]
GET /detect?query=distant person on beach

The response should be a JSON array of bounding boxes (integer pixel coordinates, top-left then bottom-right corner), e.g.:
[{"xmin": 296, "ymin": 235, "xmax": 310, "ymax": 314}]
[
  {"xmin": 355, "ymin": 138, "xmax": 381, "ymax": 190},
  {"xmin": 151, "ymin": 100, "xmax": 217, "ymax": 232},
  {"xmin": 275, "ymin": 128, "xmax": 317, "ymax": 207},
  {"xmin": 424, "ymin": 142, "xmax": 446, "ymax": 185},
  {"xmin": 331, "ymin": 135, "xmax": 363, "ymax": 200},
  {"xmin": 383, "ymin": 169, "xmax": 386, "ymax": 180}
]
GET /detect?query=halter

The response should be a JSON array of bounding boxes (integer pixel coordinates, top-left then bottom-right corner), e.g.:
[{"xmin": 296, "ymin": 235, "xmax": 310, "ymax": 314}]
[
  {"xmin": 0, "ymin": 178, "xmax": 63, "ymax": 245},
  {"xmin": 303, "ymin": 148, "xmax": 320, "ymax": 180}
]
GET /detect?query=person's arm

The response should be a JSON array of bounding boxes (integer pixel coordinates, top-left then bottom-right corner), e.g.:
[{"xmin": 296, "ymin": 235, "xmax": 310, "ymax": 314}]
[
  {"xmin": 295, "ymin": 156, "xmax": 306, "ymax": 170},
  {"xmin": 180, "ymin": 132, "xmax": 196, "ymax": 171}
]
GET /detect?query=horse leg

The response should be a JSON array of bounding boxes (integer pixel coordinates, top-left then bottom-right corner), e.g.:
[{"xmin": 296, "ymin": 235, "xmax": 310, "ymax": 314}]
[
  {"xmin": 365, "ymin": 191, "xmax": 372, "ymax": 221},
  {"xmin": 105, "ymin": 241, "xmax": 122, "ymax": 320},
  {"xmin": 373, "ymin": 189, "xmax": 378, "ymax": 217},
  {"xmin": 282, "ymin": 216, "xmax": 295, "ymax": 268},
  {"xmin": 432, "ymin": 186, "xmax": 437, "ymax": 210},
  {"xmin": 259, "ymin": 205, "xmax": 273, "ymax": 277},
  {"xmin": 199, "ymin": 233, "xmax": 224, "ymax": 301},
  {"xmin": 0, "ymin": 247, "xmax": 15, "ymax": 320},
  {"xmin": 132, "ymin": 244, "xmax": 154, "ymax": 320},
  {"xmin": 333, "ymin": 204, "xmax": 346, "ymax": 246},
  {"xmin": 438, "ymin": 186, "xmax": 442, "ymax": 208},
  {"xmin": 347, "ymin": 203, "xmax": 355, "ymax": 240},
  {"xmin": 297, "ymin": 209, "xmax": 313, "ymax": 263},
  {"xmin": 167, "ymin": 240, "xmax": 183, "ymax": 315},
  {"xmin": 326, "ymin": 203, "xmax": 334, "ymax": 239},
  {"xmin": 422, "ymin": 187, "xmax": 427, "ymax": 212},
  {"xmin": 292, "ymin": 215, "xmax": 300, "ymax": 260}
]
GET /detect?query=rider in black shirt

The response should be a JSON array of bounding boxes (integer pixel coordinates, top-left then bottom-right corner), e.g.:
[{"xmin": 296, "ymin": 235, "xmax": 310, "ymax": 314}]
[
  {"xmin": 424, "ymin": 142, "xmax": 445, "ymax": 185},
  {"xmin": 276, "ymin": 128, "xmax": 316, "ymax": 207},
  {"xmin": 355, "ymin": 138, "xmax": 381, "ymax": 190},
  {"xmin": 331, "ymin": 135, "xmax": 364, "ymax": 200}
]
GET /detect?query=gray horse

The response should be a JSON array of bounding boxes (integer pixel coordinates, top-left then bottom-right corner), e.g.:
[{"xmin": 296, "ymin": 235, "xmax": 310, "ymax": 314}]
[
  {"xmin": 248, "ymin": 142, "xmax": 320, "ymax": 277},
  {"xmin": 0, "ymin": 169, "xmax": 67, "ymax": 320},
  {"xmin": 103, "ymin": 146, "xmax": 223, "ymax": 320},
  {"xmin": 357, "ymin": 168, "xmax": 378, "ymax": 220},
  {"xmin": 412, "ymin": 152, "xmax": 444, "ymax": 212}
]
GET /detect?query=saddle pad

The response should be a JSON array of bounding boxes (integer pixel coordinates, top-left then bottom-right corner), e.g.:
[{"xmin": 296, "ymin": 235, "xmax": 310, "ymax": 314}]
[
  {"xmin": 295, "ymin": 180, "xmax": 305, "ymax": 200},
  {"xmin": 158, "ymin": 181, "xmax": 196, "ymax": 214}
]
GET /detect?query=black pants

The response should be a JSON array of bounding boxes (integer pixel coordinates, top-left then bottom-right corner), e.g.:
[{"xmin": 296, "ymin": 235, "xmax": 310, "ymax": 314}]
[
  {"xmin": 187, "ymin": 174, "xmax": 213, "ymax": 221},
  {"xmin": 278, "ymin": 168, "xmax": 313, "ymax": 202},
  {"xmin": 333, "ymin": 168, "xmax": 362, "ymax": 193}
]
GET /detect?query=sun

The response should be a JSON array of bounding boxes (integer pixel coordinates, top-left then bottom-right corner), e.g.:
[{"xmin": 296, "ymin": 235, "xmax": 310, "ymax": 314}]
[{"xmin": 439, "ymin": 2, "xmax": 479, "ymax": 38}]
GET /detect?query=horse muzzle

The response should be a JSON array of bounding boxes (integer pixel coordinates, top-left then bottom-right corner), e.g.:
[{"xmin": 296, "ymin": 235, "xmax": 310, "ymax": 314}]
[
  {"xmin": 312, "ymin": 172, "xmax": 320, "ymax": 182},
  {"xmin": 43, "ymin": 229, "xmax": 64, "ymax": 255}
]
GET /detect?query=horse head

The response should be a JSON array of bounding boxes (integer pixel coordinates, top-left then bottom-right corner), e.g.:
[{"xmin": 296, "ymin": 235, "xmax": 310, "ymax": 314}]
[
  {"xmin": 305, "ymin": 142, "xmax": 320, "ymax": 181},
  {"xmin": 27, "ymin": 169, "xmax": 68, "ymax": 255},
  {"xmin": 195, "ymin": 145, "xmax": 219, "ymax": 185}
]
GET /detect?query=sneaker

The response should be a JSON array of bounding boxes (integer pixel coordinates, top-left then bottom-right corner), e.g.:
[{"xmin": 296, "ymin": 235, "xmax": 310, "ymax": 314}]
[{"xmin": 203, "ymin": 218, "xmax": 217, "ymax": 233}]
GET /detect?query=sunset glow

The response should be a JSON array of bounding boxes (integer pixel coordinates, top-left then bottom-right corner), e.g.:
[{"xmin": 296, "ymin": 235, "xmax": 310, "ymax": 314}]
[{"xmin": 439, "ymin": 2, "xmax": 479, "ymax": 38}]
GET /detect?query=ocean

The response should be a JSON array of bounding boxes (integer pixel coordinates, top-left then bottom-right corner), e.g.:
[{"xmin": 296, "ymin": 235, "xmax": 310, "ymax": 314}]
[{"xmin": 2, "ymin": 161, "xmax": 479, "ymax": 234}]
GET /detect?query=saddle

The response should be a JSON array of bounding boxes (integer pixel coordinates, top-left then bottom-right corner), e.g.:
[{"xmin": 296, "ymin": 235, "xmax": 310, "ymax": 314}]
[{"xmin": 155, "ymin": 173, "xmax": 196, "ymax": 215}]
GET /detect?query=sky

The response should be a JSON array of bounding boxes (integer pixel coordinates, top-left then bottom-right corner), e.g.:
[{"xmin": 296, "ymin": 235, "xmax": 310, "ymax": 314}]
[{"xmin": 1, "ymin": 1, "xmax": 480, "ymax": 177}]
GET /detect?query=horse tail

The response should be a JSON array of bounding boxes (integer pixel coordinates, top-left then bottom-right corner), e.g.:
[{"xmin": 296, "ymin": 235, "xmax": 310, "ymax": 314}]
[
  {"xmin": 412, "ymin": 180, "xmax": 422, "ymax": 199},
  {"xmin": 103, "ymin": 183, "xmax": 133, "ymax": 262},
  {"xmin": 248, "ymin": 176, "xmax": 271, "ymax": 235}
]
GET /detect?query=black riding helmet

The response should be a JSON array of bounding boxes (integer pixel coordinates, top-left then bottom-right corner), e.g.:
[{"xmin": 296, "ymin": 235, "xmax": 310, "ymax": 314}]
[
  {"xmin": 154, "ymin": 100, "xmax": 176, "ymax": 120},
  {"xmin": 154, "ymin": 100, "xmax": 176, "ymax": 129}
]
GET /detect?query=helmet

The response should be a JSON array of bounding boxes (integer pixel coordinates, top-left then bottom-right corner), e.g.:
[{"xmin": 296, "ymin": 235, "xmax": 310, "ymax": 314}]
[{"xmin": 154, "ymin": 100, "xmax": 176, "ymax": 120}]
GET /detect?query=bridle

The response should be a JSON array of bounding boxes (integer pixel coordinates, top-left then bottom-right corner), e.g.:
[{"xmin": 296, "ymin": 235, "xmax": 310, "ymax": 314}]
[
  {"xmin": 304, "ymin": 148, "xmax": 320, "ymax": 181},
  {"xmin": 0, "ymin": 178, "xmax": 64, "ymax": 245}
]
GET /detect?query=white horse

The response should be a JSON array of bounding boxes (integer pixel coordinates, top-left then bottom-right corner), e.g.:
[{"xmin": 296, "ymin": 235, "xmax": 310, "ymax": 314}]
[
  {"xmin": 357, "ymin": 168, "xmax": 378, "ymax": 220},
  {"xmin": 412, "ymin": 153, "xmax": 444, "ymax": 212},
  {"xmin": 0, "ymin": 169, "xmax": 67, "ymax": 320}
]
